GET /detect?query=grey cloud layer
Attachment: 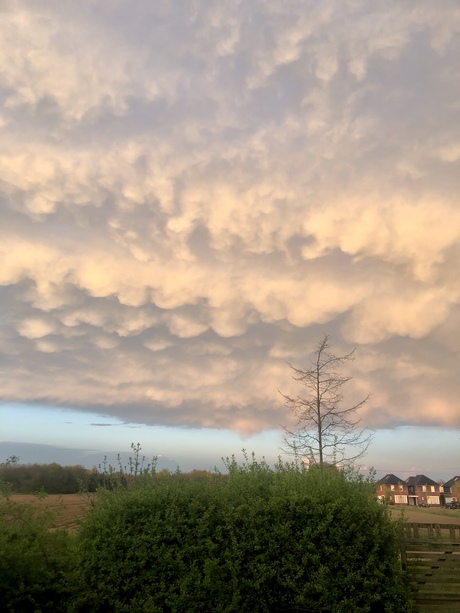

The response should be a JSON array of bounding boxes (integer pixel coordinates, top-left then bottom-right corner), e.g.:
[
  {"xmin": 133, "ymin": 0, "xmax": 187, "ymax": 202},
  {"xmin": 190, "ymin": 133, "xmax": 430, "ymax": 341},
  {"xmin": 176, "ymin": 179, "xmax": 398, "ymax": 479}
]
[{"xmin": 1, "ymin": 0, "xmax": 460, "ymax": 432}]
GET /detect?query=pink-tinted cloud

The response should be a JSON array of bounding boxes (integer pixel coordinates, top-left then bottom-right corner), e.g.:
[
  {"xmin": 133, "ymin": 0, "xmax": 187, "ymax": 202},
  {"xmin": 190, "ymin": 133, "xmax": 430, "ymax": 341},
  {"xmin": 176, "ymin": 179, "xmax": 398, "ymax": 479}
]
[{"xmin": 1, "ymin": 1, "xmax": 460, "ymax": 434}]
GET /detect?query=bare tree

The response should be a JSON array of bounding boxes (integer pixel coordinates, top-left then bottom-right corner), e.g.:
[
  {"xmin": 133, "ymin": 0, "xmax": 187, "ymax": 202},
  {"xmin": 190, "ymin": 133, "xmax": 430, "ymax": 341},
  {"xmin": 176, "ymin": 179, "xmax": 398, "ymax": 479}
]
[{"xmin": 280, "ymin": 334, "xmax": 373, "ymax": 468}]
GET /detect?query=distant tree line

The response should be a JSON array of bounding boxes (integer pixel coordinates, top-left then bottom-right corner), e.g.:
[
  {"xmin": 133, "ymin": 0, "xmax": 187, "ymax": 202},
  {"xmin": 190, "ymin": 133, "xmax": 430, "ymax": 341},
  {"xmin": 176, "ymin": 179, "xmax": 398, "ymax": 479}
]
[
  {"xmin": 0, "ymin": 459, "xmax": 100, "ymax": 494},
  {"xmin": 0, "ymin": 453, "xmax": 214, "ymax": 495}
]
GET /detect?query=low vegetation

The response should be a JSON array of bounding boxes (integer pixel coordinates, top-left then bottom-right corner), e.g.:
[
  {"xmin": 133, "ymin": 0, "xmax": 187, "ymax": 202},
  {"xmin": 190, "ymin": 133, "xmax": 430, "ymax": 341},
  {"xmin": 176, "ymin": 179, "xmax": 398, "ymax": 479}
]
[
  {"xmin": 0, "ymin": 494, "xmax": 75, "ymax": 612},
  {"xmin": 0, "ymin": 452, "xmax": 413, "ymax": 612},
  {"xmin": 0, "ymin": 445, "xmax": 157, "ymax": 494}
]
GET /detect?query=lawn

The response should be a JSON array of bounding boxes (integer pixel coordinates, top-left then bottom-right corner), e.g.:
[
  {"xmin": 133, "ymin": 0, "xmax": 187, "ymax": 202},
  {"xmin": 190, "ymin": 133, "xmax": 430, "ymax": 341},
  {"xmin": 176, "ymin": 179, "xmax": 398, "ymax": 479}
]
[{"xmin": 389, "ymin": 504, "xmax": 460, "ymax": 524}]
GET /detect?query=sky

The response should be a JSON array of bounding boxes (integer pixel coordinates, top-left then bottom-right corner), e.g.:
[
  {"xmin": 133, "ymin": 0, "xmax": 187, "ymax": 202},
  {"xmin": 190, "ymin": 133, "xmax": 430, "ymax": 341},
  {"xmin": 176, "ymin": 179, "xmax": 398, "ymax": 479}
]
[{"xmin": 1, "ymin": 0, "xmax": 459, "ymax": 480}]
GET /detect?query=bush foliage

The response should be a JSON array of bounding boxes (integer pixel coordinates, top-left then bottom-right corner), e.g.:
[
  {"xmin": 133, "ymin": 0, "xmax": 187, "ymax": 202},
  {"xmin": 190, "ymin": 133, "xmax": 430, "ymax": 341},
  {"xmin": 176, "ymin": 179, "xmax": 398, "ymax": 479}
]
[
  {"xmin": 0, "ymin": 495, "xmax": 75, "ymax": 612},
  {"xmin": 70, "ymin": 455, "xmax": 412, "ymax": 613}
]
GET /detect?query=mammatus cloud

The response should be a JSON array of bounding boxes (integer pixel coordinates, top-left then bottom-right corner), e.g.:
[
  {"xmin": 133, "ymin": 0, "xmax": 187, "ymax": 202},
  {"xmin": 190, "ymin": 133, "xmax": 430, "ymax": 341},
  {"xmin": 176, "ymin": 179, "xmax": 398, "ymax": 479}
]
[{"xmin": 1, "ymin": 0, "xmax": 460, "ymax": 434}]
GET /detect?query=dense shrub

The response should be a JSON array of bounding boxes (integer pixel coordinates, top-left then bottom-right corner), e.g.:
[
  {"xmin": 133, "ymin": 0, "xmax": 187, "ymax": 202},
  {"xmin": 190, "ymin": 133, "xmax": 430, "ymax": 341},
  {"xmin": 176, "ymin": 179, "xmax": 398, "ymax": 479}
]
[
  {"xmin": 0, "ymin": 495, "xmax": 75, "ymax": 612},
  {"xmin": 72, "ymin": 457, "xmax": 413, "ymax": 612}
]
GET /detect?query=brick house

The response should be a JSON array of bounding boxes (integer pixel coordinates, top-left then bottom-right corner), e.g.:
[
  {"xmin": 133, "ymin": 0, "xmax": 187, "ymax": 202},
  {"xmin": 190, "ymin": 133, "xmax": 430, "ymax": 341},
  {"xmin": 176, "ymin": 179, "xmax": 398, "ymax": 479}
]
[
  {"xmin": 376, "ymin": 474, "xmax": 408, "ymax": 505},
  {"xmin": 442, "ymin": 476, "xmax": 460, "ymax": 506},
  {"xmin": 377, "ymin": 474, "xmax": 447, "ymax": 506},
  {"xmin": 406, "ymin": 475, "xmax": 441, "ymax": 506}
]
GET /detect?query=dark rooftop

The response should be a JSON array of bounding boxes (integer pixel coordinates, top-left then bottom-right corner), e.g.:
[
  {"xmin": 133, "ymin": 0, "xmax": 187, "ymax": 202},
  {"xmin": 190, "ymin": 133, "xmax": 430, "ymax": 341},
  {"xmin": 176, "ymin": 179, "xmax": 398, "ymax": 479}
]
[
  {"xmin": 377, "ymin": 473, "xmax": 406, "ymax": 486},
  {"xmin": 405, "ymin": 474, "xmax": 440, "ymax": 487},
  {"xmin": 444, "ymin": 476, "xmax": 460, "ymax": 488}
]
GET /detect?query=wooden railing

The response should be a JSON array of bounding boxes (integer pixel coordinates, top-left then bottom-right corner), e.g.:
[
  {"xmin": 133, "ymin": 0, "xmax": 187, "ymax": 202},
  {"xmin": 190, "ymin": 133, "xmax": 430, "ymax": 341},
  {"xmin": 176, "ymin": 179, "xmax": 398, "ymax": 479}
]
[{"xmin": 400, "ymin": 523, "xmax": 460, "ymax": 612}]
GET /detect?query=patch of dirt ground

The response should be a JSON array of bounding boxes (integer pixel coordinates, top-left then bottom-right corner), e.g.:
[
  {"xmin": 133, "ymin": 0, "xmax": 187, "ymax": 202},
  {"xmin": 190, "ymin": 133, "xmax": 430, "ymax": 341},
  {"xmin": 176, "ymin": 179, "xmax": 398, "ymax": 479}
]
[{"xmin": 8, "ymin": 493, "xmax": 95, "ymax": 531}]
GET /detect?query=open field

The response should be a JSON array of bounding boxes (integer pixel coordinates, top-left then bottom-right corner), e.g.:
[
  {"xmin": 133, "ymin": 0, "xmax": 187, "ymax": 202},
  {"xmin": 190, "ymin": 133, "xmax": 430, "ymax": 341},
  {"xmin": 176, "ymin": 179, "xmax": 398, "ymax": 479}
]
[
  {"xmin": 7, "ymin": 493, "xmax": 95, "ymax": 531},
  {"xmin": 389, "ymin": 505, "xmax": 460, "ymax": 524},
  {"xmin": 5, "ymin": 493, "xmax": 460, "ymax": 531}
]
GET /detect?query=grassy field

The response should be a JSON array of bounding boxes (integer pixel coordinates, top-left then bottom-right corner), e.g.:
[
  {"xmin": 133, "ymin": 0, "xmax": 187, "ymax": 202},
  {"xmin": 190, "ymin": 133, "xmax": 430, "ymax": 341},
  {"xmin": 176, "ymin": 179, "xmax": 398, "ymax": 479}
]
[
  {"xmin": 389, "ymin": 505, "xmax": 460, "ymax": 524},
  {"xmin": 7, "ymin": 494, "xmax": 460, "ymax": 531}
]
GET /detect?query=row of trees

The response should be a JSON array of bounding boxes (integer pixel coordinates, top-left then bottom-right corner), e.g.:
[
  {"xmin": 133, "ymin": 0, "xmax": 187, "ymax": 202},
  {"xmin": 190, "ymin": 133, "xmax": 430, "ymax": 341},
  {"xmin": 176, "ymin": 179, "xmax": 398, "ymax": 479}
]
[
  {"xmin": 0, "ymin": 459, "xmax": 102, "ymax": 494},
  {"xmin": 0, "ymin": 452, "xmax": 215, "ymax": 495}
]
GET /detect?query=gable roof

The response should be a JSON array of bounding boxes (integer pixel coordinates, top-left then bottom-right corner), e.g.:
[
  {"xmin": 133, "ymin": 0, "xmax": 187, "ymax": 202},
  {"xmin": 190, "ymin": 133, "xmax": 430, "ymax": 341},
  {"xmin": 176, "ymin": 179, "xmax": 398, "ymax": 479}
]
[
  {"xmin": 444, "ymin": 476, "xmax": 460, "ymax": 488},
  {"xmin": 405, "ymin": 474, "xmax": 439, "ymax": 487},
  {"xmin": 378, "ymin": 473, "xmax": 406, "ymax": 486}
]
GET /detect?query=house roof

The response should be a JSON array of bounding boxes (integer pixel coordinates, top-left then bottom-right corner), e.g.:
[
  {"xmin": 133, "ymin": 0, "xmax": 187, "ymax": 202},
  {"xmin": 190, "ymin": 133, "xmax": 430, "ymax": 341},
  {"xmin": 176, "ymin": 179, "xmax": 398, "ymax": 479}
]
[
  {"xmin": 377, "ymin": 473, "xmax": 406, "ymax": 486},
  {"xmin": 405, "ymin": 474, "xmax": 440, "ymax": 487},
  {"xmin": 444, "ymin": 476, "xmax": 460, "ymax": 488}
]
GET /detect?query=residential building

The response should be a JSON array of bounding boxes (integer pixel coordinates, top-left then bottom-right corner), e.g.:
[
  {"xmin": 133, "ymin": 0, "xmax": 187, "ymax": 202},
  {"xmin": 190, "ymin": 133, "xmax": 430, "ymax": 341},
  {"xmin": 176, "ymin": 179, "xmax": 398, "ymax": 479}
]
[
  {"xmin": 376, "ymin": 474, "xmax": 408, "ymax": 505},
  {"xmin": 442, "ymin": 476, "xmax": 460, "ymax": 506},
  {"xmin": 406, "ymin": 475, "xmax": 441, "ymax": 506}
]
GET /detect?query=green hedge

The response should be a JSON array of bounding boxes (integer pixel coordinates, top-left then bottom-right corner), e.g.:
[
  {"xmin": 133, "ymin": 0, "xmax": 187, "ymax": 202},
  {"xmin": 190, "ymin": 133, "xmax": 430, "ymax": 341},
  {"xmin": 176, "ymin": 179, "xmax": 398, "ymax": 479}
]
[{"xmin": 71, "ymin": 459, "xmax": 413, "ymax": 613}]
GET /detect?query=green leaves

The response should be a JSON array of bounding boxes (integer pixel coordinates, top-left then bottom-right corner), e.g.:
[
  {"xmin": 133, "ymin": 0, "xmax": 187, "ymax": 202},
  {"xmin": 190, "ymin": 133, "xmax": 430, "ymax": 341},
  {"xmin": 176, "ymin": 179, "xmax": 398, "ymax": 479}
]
[
  {"xmin": 0, "ymin": 454, "xmax": 413, "ymax": 612},
  {"xmin": 72, "ymin": 462, "xmax": 412, "ymax": 612},
  {"xmin": 0, "ymin": 496, "xmax": 75, "ymax": 612}
]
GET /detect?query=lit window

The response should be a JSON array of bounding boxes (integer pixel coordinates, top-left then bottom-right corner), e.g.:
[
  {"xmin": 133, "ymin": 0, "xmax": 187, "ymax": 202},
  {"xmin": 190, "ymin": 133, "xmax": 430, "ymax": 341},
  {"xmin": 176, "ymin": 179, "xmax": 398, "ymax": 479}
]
[
  {"xmin": 422, "ymin": 485, "xmax": 426, "ymax": 492},
  {"xmin": 390, "ymin": 485, "xmax": 395, "ymax": 491},
  {"xmin": 431, "ymin": 486, "xmax": 436, "ymax": 492}
]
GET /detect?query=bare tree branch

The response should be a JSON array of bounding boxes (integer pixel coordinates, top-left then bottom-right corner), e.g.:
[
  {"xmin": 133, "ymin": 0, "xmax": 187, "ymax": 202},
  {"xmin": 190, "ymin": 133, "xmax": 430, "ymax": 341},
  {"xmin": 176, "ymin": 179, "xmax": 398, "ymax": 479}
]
[{"xmin": 280, "ymin": 334, "xmax": 373, "ymax": 469}]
